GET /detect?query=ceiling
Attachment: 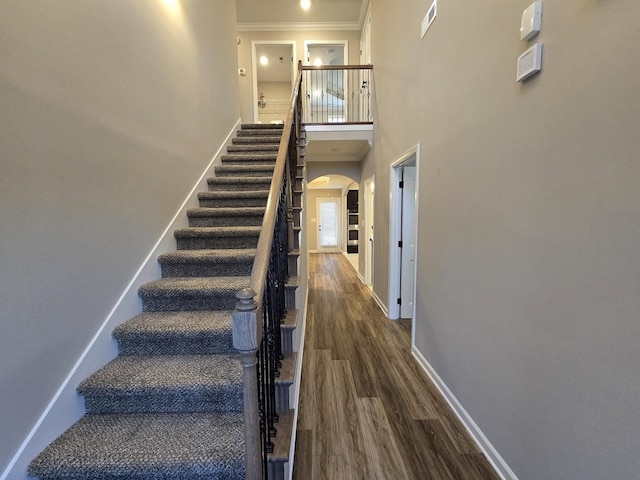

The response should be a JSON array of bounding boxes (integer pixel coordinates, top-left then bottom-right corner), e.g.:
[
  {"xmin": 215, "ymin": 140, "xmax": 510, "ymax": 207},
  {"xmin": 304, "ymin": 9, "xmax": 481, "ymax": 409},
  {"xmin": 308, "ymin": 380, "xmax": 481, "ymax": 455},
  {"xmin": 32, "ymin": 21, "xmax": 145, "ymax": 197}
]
[{"xmin": 236, "ymin": 0, "xmax": 368, "ymax": 30}]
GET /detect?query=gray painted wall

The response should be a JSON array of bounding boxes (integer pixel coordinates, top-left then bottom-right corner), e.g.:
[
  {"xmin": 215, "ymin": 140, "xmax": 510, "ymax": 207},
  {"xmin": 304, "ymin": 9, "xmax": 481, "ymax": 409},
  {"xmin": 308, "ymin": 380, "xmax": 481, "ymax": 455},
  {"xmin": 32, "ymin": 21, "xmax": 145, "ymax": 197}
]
[
  {"xmin": 0, "ymin": 0, "xmax": 239, "ymax": 473},
  {"xmin": 364, "ymin": 0, "xmax": 640, "ymax": 478}
]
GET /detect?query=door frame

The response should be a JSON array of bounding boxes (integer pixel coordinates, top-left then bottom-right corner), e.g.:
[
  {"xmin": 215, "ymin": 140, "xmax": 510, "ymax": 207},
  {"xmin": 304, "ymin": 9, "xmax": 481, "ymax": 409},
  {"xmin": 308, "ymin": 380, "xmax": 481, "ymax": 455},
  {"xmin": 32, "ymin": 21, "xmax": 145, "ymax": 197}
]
[
  {"xmin": 251, "ymin": 40, "xmax": 297, "ymax": 123},
  {"xmin": 316, "ymin": 197, "xmax": 343, "ymax": 252},
  {"xmin": 389, "ymin": 145, "xmax": 420, "ymax": 326},
  {"xmin": 303, "ymin": 40, "xmax": 349, "ymax": 66}
]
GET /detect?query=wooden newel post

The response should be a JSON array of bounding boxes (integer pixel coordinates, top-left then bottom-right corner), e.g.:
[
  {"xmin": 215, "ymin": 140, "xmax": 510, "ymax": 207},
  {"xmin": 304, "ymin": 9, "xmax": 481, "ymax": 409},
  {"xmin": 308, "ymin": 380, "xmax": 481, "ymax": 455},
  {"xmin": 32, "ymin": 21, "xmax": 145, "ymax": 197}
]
[{"xmin": 233, "ymin": 288, "xmax": 263, "ymax": 480}]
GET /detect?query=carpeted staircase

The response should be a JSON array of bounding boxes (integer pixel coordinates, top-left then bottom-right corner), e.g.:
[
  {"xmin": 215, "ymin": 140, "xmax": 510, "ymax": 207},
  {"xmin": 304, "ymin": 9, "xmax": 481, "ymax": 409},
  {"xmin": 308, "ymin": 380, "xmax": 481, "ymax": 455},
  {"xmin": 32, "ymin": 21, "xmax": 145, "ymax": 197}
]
[{"xmin": 28, "ymin": 123, "xmax": 295, "ymax": 480}]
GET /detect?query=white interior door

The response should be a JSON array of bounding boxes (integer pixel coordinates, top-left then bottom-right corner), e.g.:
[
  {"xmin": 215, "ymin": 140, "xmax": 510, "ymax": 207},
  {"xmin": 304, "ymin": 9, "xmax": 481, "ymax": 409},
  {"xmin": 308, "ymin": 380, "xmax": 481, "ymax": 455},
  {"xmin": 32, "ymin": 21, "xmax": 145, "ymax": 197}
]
[
  {"xmin": 317, "ymin": 198, "xmax": 341, "ymax": 251},
  {"xmin": 400, "ymin": 166, "xmax": 416, "ymax": 318}
]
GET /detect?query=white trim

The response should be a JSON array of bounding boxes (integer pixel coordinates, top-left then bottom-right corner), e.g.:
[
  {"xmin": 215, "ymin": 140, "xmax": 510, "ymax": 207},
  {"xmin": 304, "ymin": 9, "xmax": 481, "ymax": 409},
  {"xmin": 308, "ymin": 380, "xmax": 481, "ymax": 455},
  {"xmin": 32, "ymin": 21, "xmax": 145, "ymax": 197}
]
[
  {"xmin": 371, "ymin": 289, "xmax": 388, "ymax": 317},
  {"xmin": 303, "ymin": 40, "xmax": 349, "ymax": 66},
  {"xmin": 388, "ymin": 145, "xmax": 420, "ymax": 322},
  {"xmin": 411, "ymin": 347, "xmax": 519, "ymax": 480},
  {"xmin": 0, "ymin": 119, "xmax": 242, "ymax": 480},
  {"xmin": 238, "ymin": 22, "xmax": 361, "ymax": 32},
  {"xmin": 286, "ymin": 283, "xmax": 310, "ymax": 480},
  {"xmin": 358, "ymin": 0, "xmax": 371, "ymax": 30}
]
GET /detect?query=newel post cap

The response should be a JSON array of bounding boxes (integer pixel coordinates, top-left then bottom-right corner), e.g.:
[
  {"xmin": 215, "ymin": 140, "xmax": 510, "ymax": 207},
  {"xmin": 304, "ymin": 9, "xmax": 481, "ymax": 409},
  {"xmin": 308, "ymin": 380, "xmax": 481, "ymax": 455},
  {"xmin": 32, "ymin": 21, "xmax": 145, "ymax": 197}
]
[{"xmin": 236, "ymin": 288, "xmax": 257, "ymax": 312}]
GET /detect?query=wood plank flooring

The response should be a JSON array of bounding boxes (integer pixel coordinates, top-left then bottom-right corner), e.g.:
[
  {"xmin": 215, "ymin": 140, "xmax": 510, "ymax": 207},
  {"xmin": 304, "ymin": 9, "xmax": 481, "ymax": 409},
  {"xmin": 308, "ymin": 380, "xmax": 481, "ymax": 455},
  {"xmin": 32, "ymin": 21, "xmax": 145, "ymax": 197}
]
[{"xmin": 292, "ymin": 253, "xmax": 500, "ymax": 480}]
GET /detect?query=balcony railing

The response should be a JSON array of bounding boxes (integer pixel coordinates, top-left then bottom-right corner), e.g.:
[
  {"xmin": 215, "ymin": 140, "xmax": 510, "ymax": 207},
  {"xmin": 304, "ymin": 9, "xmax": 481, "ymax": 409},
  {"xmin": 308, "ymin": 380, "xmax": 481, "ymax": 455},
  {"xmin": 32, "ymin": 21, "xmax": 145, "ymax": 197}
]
[{"xmin": 301, "ymin": 64, "xmax": 373, "ymax": 125}]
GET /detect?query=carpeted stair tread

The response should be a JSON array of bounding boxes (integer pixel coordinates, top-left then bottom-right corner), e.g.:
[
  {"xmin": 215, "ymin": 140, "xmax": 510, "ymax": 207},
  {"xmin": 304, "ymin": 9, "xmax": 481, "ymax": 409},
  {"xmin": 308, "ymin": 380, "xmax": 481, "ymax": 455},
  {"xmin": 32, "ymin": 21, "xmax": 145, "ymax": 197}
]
[
  {"xmin": 232, "ymin": 136, "xmax": 281, "ymax": 145},
  {"xmin": 237, "ymin": 129, "xmax": 283, "ymax": 137},
  {"xmin": 197, "ymin": 190, "xmax": 269, "ymax": 208},
  {"xmin": 207, "ymin": 176, "xmax": 272, "ymax": 185},
  {"xmin": 28, "ymin": 412, "xmax": 244, "ymax": 480},
  {"xmin": 159, "ymin": 249, "xmax": 255, "ymax": 277},
  {"xmin": 174, "ymin": 226, "xmax": 261, "ymax": 238},
  {"xmin": 139, "ymin": 277, "xmax": 249, "ymax": 312},
  {"xmin": 225, "ymin": 144, "xmax": 279, "ymax": 152},
  {"xmin": 221, "ymin": 153, "xmax": 277, "ymax": 163},
  {"xmin": 78, "ymin": 354, "xmax": 242, "ymax": 414},
  {"xmin": 241, "ymin": 123, "xmax": 284, "ymax": 130},
  {"xmin": 174, "ymin": 226, "xmax": 261, "ymax": 250},
  {"xmin": 214, "ymin": 165, "xmax": 275, "ymax": 177},
  {"xmin": 114, "ymin": 311, "xmax": 234, "ymax": 356},
  {"xmin": 187, "ymin": 207, "xmax": 265, "ymax": 228}
]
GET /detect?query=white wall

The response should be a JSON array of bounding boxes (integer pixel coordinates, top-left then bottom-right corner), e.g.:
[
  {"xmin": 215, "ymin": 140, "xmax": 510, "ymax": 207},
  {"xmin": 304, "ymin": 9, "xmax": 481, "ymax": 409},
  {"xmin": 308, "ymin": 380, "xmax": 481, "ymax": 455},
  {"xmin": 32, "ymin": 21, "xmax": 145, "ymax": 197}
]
[
  {"xmin": 0, "ymin": 0, "xmax": 239, "ymax": 475},
  {"xmin": 364, "ymin": 0, "xmax": 640, "ymax": 479}
]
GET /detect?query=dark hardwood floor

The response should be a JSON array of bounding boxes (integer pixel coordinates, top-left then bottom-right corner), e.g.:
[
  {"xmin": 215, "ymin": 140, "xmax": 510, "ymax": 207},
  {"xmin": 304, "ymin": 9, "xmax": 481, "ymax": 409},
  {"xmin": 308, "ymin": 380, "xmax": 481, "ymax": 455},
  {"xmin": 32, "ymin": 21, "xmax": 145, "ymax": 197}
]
[{"xmin": 292, "ymin": 253, "xmax": 500, "ymax": 480}]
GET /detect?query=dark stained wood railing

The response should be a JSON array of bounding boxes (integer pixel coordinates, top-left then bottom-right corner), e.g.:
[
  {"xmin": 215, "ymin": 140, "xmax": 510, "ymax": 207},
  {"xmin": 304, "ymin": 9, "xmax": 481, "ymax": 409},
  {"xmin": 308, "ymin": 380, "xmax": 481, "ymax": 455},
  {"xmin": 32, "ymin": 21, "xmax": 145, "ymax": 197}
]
[{"xmin": 300, "ymin": 64, "xmax": 373, "ymax": 125}]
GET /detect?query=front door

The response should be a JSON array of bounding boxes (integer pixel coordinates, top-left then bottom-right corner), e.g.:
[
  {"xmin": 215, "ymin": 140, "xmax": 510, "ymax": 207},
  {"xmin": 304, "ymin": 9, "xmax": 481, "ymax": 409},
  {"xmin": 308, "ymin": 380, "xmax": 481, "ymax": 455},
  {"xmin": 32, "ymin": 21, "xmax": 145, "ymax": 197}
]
[{"xmin": 317, "ymin": 198, "xmax": 341, "ymax": 251}]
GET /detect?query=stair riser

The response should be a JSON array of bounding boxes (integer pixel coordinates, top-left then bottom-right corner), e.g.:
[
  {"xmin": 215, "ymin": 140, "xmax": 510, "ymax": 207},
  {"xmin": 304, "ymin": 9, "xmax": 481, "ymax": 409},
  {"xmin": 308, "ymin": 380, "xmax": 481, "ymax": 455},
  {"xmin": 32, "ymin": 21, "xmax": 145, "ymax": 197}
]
[
  {"xmin": 115, "ymin": 336, "xmax": 235, "ymax": 356},
  {"xmin": 160, "ymin": 261, "xmax": 253, "ymax": 278},
  {"xmin": 208, "ymin": 180, "xmax": 272, "ymax": 191},
  {"xmin": 240, "ymin": 124, "xmax": 284, "ymax": 130},
  {"xmin": 281, "ymin": 329, "xmax": 294, "ymax": 355},
  {"xmin": 275, "ymin": 385, "xmax": 291, "ymax": 412},
  {"xmin": 140, "ymin": 293, "xmax": 239, "ymax": 312},
  {"xmin": 187, "ymin": 216, "xmax": 263, "ymax": 228},
  {"xmin": 214, "ymin": 170, "xmax": 275, "ymax": 178},
  {"xmin": 221, "ymin": 154, "xmax": 277, "ymax": 162},
  {"xmin": 198, "ymin": 196, "xmax": 268, "ymax": 208},
  {"xmin": 232, "ymin": 137, "xmax": 281, "ymax": 145},
  {"xmin": 285, "ymin": 286, "xmax": 297, "ymax": 311},
  {"xmin": 84, "ymin": 391, "xmax": 243, "ymax": 415},
  {"xmin": 176, "ymin": 236, "xmax": 259, "ymax": 250},
  {"xmin": 237, "ymin": 130, "xmax": 283, "ymax": 137},
  {"xmin": 227, "ymin": 145, "xmax": 279, "ymax": 152}
]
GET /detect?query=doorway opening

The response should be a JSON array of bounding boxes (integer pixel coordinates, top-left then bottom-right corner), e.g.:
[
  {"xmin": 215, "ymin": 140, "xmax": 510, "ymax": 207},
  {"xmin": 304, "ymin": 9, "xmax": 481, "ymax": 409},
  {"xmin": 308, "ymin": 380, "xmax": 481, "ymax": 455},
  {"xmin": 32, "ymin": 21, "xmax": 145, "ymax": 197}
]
[
  {"xmin": 251, "ymin": 41, "xmax": 296, "ymax": 123},
  {"xmin": 389, "ymin": 146, "xmax": 420, "ymax": 334}
]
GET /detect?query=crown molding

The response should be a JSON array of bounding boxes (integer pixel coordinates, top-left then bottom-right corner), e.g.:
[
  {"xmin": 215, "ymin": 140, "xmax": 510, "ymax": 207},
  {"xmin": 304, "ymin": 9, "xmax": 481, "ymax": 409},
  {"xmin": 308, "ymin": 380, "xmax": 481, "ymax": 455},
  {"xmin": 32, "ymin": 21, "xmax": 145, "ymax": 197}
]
[{"xmin": 237, "ymin": 21, "xmax": 361, "ymax": 32}]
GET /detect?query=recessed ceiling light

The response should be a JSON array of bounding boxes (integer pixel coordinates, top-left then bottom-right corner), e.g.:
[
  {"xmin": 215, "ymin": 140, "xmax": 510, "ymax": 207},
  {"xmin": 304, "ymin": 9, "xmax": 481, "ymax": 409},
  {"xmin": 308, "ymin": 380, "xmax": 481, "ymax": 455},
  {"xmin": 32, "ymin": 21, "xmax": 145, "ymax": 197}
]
[
  {"xmin": 313, "ymin": 58, "xmax": 323, "ymax": 67},
  {"xmin": 300, "ymin": 0, "xmax": 311, "ymax": 10},
  {"xmin": 259, "ymin": 55, "xmax": 269, "ymax": 66}
]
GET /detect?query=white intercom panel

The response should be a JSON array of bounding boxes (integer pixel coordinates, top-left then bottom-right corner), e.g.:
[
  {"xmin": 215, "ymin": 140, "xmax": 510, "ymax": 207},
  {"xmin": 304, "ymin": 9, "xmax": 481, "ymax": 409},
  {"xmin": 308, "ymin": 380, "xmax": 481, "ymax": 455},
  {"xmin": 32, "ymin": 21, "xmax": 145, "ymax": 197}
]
[{"xmin": 521, "ymin": 1, "xmax": 542, "ymax": 41}]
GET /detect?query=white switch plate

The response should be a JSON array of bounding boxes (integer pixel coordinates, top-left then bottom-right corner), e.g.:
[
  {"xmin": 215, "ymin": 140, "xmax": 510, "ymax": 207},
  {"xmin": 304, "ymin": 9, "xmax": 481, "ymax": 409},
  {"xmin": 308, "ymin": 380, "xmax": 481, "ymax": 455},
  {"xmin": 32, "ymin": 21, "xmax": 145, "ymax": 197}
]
[
  {"xmin": 516, "ymin": 43, "xmax": 543, "ymax": 82},
  {"xmin": 421, "ymin": 0, "xmax": 437, "ymax": 39}
]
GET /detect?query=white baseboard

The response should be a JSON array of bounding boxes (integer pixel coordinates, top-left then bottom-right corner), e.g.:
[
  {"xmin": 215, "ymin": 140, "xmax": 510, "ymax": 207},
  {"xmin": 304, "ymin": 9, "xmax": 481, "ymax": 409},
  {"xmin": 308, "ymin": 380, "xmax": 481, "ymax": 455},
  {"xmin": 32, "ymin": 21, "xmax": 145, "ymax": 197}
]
[
  {"xmin": 371, "ymin": 289, "xmax": 388, "ymax": 317},
  {"xmin": 1, "ymin": 119, "xmax": 242, "ymax": 480},
  {"xmin": 411, "ymin": 347, "xmax": 519, "ymax": 480},
  {"xmin": 286, "ymin": 281, "xmax": 310, "ymax": 480}
]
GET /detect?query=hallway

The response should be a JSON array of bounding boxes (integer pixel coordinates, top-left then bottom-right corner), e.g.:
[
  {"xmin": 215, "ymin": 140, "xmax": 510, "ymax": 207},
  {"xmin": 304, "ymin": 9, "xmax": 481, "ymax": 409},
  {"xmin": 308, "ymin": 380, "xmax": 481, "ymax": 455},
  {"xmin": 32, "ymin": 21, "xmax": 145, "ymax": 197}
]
[{"xmin": 292, "ymin": 254, "xmax": 500, "ymax": 480}]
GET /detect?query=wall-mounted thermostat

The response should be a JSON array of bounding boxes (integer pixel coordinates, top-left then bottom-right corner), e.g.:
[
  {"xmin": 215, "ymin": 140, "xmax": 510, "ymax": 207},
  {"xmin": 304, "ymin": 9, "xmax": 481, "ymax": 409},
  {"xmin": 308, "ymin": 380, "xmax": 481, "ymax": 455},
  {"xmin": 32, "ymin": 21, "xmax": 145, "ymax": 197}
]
[
  {"xmin": 516, "ymin": 43, "xmax": 543, "ymax": 82},
  {"xmin": 521, "ymin": 1, "xmax": 542, "ymax": 41}
]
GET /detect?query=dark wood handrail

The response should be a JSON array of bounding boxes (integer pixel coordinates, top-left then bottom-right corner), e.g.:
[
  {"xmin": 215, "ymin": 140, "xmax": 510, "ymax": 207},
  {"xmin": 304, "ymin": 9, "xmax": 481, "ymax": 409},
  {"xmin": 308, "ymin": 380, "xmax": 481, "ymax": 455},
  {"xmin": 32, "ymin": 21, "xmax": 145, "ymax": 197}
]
[{"xmin": 248, "ymin": 68, "xmax": 303, "ymax": 303}]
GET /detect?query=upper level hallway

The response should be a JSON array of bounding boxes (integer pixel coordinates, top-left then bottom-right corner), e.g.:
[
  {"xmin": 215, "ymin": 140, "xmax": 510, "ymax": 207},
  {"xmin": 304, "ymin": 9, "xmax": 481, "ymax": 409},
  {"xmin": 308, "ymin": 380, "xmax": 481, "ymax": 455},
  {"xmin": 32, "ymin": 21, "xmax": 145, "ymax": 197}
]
[{"xmin": 293, "ymin": 254, "xmax": 501, "ymax": 480}]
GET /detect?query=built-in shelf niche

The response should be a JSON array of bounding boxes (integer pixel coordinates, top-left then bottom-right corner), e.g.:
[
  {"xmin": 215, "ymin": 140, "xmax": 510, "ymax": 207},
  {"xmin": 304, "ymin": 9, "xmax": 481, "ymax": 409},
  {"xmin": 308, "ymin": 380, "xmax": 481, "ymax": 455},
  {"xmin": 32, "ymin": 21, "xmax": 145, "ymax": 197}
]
[{"xmin": 347, "ymin": 189, "xmax": 359, "ymax": 254}]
